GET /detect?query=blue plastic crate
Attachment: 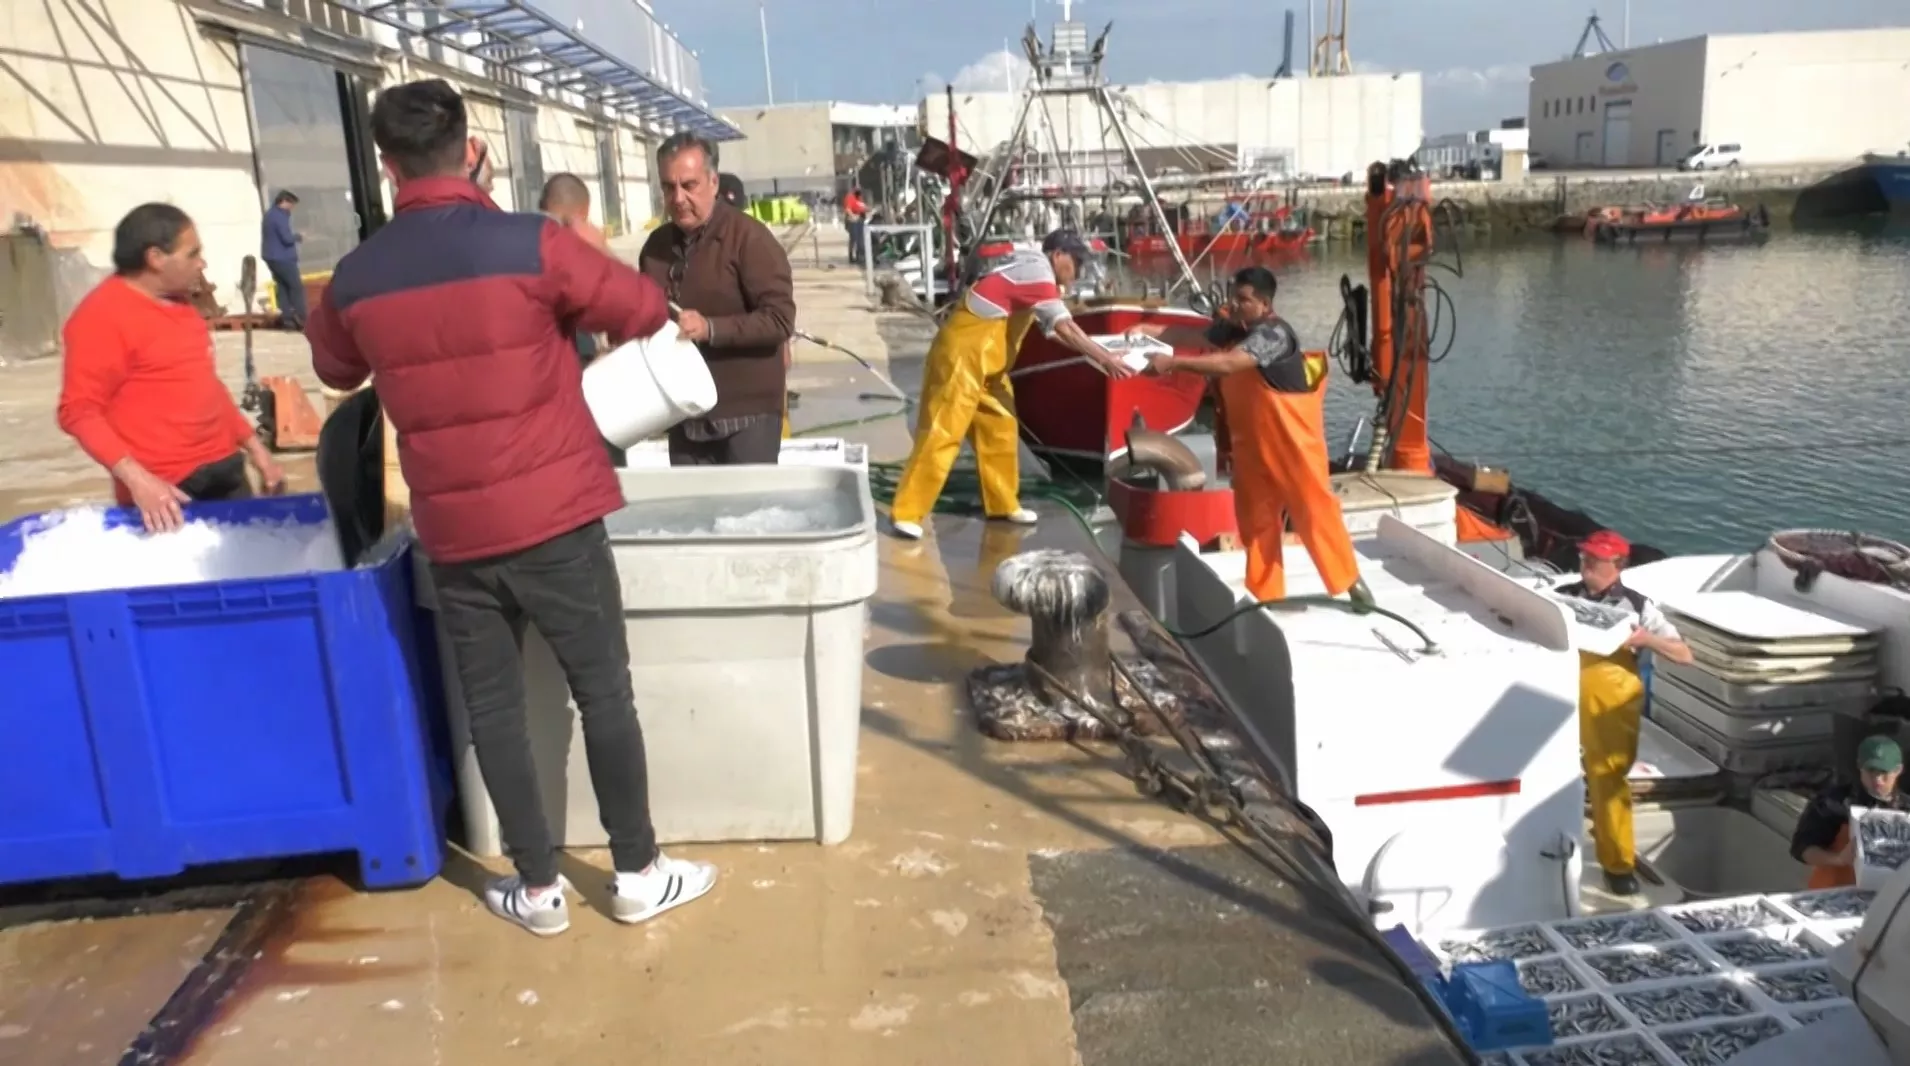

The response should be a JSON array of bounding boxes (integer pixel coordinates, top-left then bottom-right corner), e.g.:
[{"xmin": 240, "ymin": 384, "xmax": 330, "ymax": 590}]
[
  {"xmin": 0, "ymin": 495, "xmax": 447, "ymax": 889},
  {"xmin": 1448, "ymin": 961, "xmax": 1552, "ymax": 1052}
]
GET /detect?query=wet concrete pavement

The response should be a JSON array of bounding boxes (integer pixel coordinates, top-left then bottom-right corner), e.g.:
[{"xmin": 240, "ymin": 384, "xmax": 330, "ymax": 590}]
[{"xmin": 0, "ymin": 244, "xmax": 1465, "ymax": 1066}]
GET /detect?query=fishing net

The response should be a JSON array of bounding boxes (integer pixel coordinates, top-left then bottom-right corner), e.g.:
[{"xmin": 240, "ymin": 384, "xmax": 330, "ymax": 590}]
[{"xmin": 1767, "ymin": 529, "xmax": 1910, "ymax": 590}]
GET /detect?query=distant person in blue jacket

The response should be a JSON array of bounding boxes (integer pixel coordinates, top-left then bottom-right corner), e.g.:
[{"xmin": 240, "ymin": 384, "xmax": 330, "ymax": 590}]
[{"xmin": 261, "ymin": 190, "xmax": 305, "ymax": 329}]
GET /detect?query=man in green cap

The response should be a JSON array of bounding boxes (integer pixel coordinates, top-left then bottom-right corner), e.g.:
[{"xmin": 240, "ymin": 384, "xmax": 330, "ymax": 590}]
[{"xmin": 1791, "ymin": 735, "xmax": 1909, "ymax": 889}]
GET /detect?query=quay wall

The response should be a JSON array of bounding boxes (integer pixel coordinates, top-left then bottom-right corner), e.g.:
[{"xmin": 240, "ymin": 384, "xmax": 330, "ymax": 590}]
[{"xmin": 1278, "ymin": 163, "xmax": 1843, "ymax": 239}]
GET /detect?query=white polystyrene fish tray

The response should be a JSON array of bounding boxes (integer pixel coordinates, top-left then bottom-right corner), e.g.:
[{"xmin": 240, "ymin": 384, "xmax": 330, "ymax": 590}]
[{"xmin": 1662, "ymin": 591, "xmax": 1877, "ymax": 641}]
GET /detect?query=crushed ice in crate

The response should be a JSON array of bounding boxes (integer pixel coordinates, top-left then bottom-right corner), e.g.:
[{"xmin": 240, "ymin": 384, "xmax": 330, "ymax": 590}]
[
  {"xmin": 1785, "ymin": 889, "xmax": 1873, "ymax": 921},
  {"xmin": 1857, "ymin": 808, "xmax": 1910, "ymax": 870},
  {"xmin": 606, "ymin": 492, "xmax": 848, "ymax": 538},
  {"xmin": 1520, "ymin": 957, "xmax": 1586, "ymax": 996},
  {"xmin": 1658, "ymin": 1016, "xmax": 1785, "ymax": 1066},
  {"xmin": 1616, "ymin": 981, "xmax": 1754, "ymax": 1027},
  {"xmin": 1522, "ymin": 1033, "xmax": 1669, "ymax": 1066},
  {"xmin": 0, "ymin": 507, "xmax": 343, "ymax": 598},
  {"xmin": 1751, "ymin": 964, "xmax": 1839, "ymax": 1004},
  {"xmin": 1583, "ymin": 945, "xmax": 1715, "ymax": 985},
  {"xmin": 1555, "ymin": 914, "xmax": 1677, "ymax": 951},
  {"xmin": 1668, "ymin": 901, "xmax": 1784, "ymax": 935},
  {"xmin": 1440, "ymin": 925, "xmax": 1554, "ymax": 963},
  {"xmin": 1549, "ymin": 993, "xmax": 1629, "ymax": 1037},
  {"xmin": 1703, "ymin": 930, "xmax": 1818, "ymax": 967}
]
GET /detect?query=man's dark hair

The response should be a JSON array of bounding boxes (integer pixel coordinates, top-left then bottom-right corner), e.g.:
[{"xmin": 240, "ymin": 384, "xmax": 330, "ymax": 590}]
[
  {"xmin": 1232, "ymin": 266, "xmax": 1278, "ymax": 302},
  {"xmin": 112, "ymin": 203, "xmax": 192, "ymax": 275},
  {"xmin": 656, "ymin": 131, "xmax": 718, "ymax": 172},
  {"xmin": 1041, "ymin": 228, "xmax": 1091, "ymax": 267},
  {"xmin": 274, "ymin": 190, "xmax": 299, "ymax": 206},
  {"xmin": 370, "ymin": 78, "xmax": 469, "ymax": 179},
  {"xmin": 539, "ymin": 173, "xmax": 590, "ymax": 212}
]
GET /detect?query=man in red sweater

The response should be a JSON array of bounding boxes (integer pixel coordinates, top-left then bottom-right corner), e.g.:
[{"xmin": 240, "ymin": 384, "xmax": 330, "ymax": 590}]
[
  {"xmin": 307, "ymin": 78, "xmax": 716, "ymax": 937},
  {"xmin": 58, "ymin": 204, "xmax": 285, "ymax": 533}
]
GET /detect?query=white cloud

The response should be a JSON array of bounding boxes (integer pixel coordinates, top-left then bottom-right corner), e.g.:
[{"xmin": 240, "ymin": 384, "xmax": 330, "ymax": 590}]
[
  {"xmin": 1425, "ymin": 64, "xmax": 1530, "ymax": 88},
  {"xmin": 925, "ymin": 49, "xmax": 1032, "ymax": 93}
]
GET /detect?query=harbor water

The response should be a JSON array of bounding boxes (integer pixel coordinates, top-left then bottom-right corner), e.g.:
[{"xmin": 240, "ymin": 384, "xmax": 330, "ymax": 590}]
[{"xmin": 1232, "ymin": 230, "xmax": 1910, "ymax": 555}]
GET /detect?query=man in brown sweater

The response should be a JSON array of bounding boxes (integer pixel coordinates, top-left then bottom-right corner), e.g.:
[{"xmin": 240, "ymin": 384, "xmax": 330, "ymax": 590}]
[{"xmin": 639, "ymin": 132, "xmax": 796, "ymax": 465}]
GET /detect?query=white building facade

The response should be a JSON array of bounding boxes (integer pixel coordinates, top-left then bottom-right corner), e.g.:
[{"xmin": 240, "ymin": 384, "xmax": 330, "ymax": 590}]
[
  {"xmin": 919, "ymin": 73, "xmax": 1422, "ymax": 182},
  {"xmin": 1528, "ymin": 28, "xmax": 1910, "ymax": 169},
  {"xmin": 0, "ymin": 0, "xmax": 736, "ymax": 357},
  {"xmin": 714, "ymin": 102, "xmax": 918, "ymax": 197}
]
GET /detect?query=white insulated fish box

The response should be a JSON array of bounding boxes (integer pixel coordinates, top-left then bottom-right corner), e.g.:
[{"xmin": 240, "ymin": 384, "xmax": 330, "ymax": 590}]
[{"xmin": 1171, "ymin": 516, "xmax": 1591, "ymax": 934}]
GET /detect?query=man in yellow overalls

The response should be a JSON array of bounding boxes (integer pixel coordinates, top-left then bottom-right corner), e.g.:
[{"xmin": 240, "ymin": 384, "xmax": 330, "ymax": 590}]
[
  {"xmin": 888, "ymin": 230, "xmax": 1133, "ymax": 540},
  {"xmin": 1553, "ymin": 530, "xmax": 1694, "ymax": 897}
]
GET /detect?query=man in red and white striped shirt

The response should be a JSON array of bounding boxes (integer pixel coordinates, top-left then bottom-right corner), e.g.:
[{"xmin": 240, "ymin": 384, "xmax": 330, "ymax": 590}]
[{"xmin": 888, "ymin": 231, "xmax": 1131, "ymax": 539}]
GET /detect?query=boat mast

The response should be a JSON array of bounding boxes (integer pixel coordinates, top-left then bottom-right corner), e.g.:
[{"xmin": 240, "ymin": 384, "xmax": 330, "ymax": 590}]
[{"xmin": 961, "ymin": 3, "xmax": 1200, "ymax": 296}]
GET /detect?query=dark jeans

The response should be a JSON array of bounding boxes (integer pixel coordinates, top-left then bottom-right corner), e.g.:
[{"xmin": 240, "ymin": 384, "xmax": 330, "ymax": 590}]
[
  {"xmin": 179, "ymin": 453, "xmax": 254, "ymax": 501},
  {"xmin": 430, "ymin": 520, "xmax": 657, "ymax": 887},
  {"xmin": 847, "ymin": 219, "xmax": 866, "ymax": 265},
  {"xmin": 667, "ymin": 416, "xmax": 782, "ymax": 466},
  {"xmin": 265, "ymin": 258, "xmax": 306, "ymax": 328}
]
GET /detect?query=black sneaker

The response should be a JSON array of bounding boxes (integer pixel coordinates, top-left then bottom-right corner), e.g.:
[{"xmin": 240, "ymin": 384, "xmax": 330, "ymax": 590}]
[
  {"xmin": 1347, "ymin": 579, "xmax": 1376, "ymax": 610},
  {"xmin": 1604, "ymin": 871, "xmax": 1641, "ymax": 897}
]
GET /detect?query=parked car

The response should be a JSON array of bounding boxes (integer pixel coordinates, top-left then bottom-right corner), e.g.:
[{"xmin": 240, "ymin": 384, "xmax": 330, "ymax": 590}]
[{"xmin": 1677, "ymin": 143, "xmax": 1743, "ymax": 171}]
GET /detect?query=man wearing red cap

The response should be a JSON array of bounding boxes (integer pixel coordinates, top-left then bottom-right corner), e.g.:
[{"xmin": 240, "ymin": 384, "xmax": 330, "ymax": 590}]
[{"xmin": 1554, "ymin": 529, "xmax": 1694, "ymax": 897}]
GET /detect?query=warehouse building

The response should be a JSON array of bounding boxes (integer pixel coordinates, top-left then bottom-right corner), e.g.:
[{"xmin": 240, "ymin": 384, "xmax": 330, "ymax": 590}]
[
  {"xmin": 1, "ymin": 0, "xmax": 735, "ymax": 358},
  {"xmin": 1527, "ymin": 28, "xmax": 1910, "ymax": 169},
  {"xmin": 714, "ymin": 102, "xmax": 918, "ymax": 199},
  {"xmin": 919, "ymin": 72, "xmax": 1422, "ymax": 182}
]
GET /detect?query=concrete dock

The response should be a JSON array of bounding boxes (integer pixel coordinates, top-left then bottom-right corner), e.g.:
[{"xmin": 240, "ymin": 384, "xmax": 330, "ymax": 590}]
[{"xmin": 0, "ymin": 242, "xmax": 1464, "ymax": 1066}]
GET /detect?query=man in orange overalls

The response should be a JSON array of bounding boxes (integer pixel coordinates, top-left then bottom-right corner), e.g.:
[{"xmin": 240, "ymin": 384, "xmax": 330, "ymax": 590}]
[
  {"xmin": 1791, "ymin": 736, "xmax": 1909, "ymax": 890},
  {"xmin": 1128, "ymin": 266, "xmax": 1371, "ymax": 607}
]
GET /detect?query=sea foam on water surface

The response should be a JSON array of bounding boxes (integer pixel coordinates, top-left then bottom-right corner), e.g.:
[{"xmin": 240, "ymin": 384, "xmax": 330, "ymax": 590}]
[{"xmin": 0, "ymin": 507, "xmax": 346, "ymax": 599}]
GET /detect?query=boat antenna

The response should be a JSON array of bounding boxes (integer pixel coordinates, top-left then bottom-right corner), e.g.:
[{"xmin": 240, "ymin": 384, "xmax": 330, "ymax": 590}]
[
  {"xmin": 955, "ymin": 8, "xmax": 1201, "ymax": 297},
  {"xmin": 1571, "ymin": 11, "xmax": 1619, "ymax": 58}
]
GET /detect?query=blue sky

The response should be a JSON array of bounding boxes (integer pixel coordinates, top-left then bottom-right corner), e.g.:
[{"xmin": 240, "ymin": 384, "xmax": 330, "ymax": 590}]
[{"xmin": 653, "ymin": 0, "xmax": 1901, "ymax": 134}]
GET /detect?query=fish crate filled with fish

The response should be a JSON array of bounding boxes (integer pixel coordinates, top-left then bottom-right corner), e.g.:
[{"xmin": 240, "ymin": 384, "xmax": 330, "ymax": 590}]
[
  {"xmin": 1745, "ymin": 961, "xmax": 1844, "ymax": 1007},
  {"xmin": 1768, "ymin": 886, "xmax": 1875, "ymax": 923},
  {"xmin": 1551, "ymin": 913, "xmax": 1684, "ymax": 952},
  {"xmin": 1653, "ymin": 1014, "xmax": 1792, "ymax": 1066},
  {"xmin": 1657, "ymin": 899, "xmax": 1791, "ymax": 936},
  {"xmin": 1580, "ymin": 945, "xmax": 1721, "ymax": 987},
  {"xmin": 1514, "ymin": 1031, "xmax": 1678, "ymax": 1066},
  {"xmin": 1693, "ymin": 925, "xmax": 1824, "ymax": 969},
  {"xmin": 1852, "ymin": 806, "xmax": 1910, "ymax": 889}
]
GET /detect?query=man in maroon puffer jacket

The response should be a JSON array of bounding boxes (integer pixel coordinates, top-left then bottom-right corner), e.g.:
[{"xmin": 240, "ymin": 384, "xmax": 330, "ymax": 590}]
[{"xmin": 307, "ymin": 78, "xmax": 717, "ymax": 938}]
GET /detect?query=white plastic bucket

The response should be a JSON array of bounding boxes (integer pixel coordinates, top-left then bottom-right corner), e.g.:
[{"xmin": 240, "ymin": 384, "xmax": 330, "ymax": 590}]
[{"xmin": 582, "ymin": 319, "xmax": 718, "ymax": 447}]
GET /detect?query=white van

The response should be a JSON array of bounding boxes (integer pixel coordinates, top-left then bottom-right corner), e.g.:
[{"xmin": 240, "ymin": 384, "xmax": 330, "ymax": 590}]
[{"xmin": 1677, "ymin": 143, "xmax": 1744, "ymax": 171}]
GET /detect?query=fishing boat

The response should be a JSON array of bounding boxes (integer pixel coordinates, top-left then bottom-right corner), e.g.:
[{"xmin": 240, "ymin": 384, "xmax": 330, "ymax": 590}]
[
  {"xmin": 1010, "ymin": 301, "xmax": 1212, "ymax": 460},
  {"xmin": 1590, "ymin": 198, "xmax": 1773, "ymax": 244},
  {"xmin": 1122, "ymin": 198, "xmax": 1316, "ymax": 262}
]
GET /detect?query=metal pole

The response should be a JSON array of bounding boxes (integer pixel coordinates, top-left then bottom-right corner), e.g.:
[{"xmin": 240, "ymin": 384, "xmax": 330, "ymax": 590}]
[
  {"xmin": 1623, "ymin": 0, "xmax": 1631, "ymax": 47},
  {"xmin": 759, "ymin": 3, "xmax": 775, "ymax": 105},
  {"xmin": 1095, "ymin": 86, "xmax": 1199, "ymax": 296},
  {"xmin": 1306, "ymin": 0, "xmax": 1314, "ymax": 77}
]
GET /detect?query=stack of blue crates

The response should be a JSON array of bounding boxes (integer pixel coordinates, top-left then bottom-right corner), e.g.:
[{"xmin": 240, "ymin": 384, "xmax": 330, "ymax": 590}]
[{"xmin": 0, "ymin": 495, "xmax": 449, "ymax": 890}]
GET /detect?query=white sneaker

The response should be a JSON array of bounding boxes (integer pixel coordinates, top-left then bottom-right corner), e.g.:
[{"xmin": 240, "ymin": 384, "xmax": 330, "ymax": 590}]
[
  {"xmin": 890, "ymin": 518, "xmax": 924, "ymax": 540},
  {"xmin": 485, "ymin": 874, "xmax": 572, "ymax": 937},
  {"xmin": 993, "ymin": 508, "xmax": 1038, "ymax": 525},
  {"xmin": 610, "ymin": 854, "xmax": 718, "ymax": 925}
]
